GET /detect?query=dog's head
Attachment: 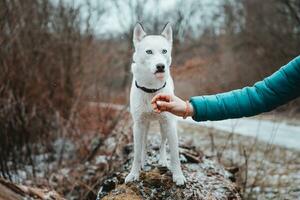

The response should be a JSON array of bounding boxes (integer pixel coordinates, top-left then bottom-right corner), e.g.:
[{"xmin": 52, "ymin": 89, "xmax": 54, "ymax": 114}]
[{"xmin": 132, "ymin": 23, "xmax": 172, "ymax": 85}]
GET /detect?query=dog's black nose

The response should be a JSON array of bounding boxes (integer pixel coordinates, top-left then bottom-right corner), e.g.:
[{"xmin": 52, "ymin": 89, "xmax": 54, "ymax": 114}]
[{"xmin": 156, "ymin": 64, "xmax": 165, "ymax": 71}]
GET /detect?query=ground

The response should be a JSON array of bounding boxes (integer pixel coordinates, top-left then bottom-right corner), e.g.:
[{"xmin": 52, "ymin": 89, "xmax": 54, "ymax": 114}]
[
  {"xmin": 174, "ymin": 120, "xmax": 300, "ymax": 199},
  {"xmin": 2, "ymin": 103, "xmax": 299, "ymax": 199}
]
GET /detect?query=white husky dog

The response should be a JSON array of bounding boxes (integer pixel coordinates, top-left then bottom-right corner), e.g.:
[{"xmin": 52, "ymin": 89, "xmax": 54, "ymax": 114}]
[{"xmin": 125, "ymin": 23, "xmax": 186, "ymax": 185}]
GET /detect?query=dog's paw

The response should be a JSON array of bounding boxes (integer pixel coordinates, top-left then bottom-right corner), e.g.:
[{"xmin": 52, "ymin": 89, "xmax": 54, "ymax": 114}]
[
  {"xmin": 172, "ymin": 172, "xmax": 186, "ymax": 186},
  {"xmin": 125, "ymin": 171, "xmax": 140, "ymax": 183}
]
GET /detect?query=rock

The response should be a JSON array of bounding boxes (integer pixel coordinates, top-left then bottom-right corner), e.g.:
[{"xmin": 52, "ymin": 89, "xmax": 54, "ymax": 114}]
[
  {"xmin": 97, "ymin": 135, "xmax": 241, "ymax": 200},
  {"xmin": 102, "ymin": 177, "xmax": 118, "ymax": 192}
]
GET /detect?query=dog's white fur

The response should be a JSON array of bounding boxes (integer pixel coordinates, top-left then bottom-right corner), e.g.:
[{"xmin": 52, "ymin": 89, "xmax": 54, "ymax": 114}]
[{"xmin": 125, "ymin": 23, "xmax": 186, "ymax": 185}]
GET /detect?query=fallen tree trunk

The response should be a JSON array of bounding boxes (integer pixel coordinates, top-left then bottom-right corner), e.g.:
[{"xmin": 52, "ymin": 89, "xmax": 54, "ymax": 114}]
[
  {"xmin": 97, "ymin": 135, "xmax": 241, "ymax": 200},
  {"xmin": 0, "ymin": 178, "xmax": 64, "ymax": 200}
]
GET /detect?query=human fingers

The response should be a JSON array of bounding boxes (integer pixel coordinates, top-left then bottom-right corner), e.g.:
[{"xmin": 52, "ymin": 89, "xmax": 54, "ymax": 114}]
[
  {"xmin": 152, "ymin": 103, "xmax": 160, "ymax": 113},
  {"xmin": 156, "ymin": 101, "xmax": 173, "ymax": 111},
  {"xmin": 151, "ymin": 101, "xmax": 158, "ymax": 109},
  {"xmin": 151, "ymin": 93, "xmax": 171, "ymax": 104}
]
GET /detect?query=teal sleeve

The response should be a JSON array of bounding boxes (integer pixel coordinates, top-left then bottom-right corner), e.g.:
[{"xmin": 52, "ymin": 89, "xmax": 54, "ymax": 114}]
[{"xmin": 190, "ymin": 56, "xmax": 300, "ymax": 121}]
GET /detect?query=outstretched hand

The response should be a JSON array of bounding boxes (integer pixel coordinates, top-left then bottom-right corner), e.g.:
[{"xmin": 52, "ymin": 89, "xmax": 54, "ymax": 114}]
[{"xmin": 151, "ymin": 93, "xmax": 194, "ymax": 118}]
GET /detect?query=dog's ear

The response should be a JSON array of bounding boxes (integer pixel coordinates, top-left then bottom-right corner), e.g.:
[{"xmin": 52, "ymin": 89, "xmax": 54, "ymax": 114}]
[
  {"xmin": 161, "ymin": 22, "xmax": 172, "ymax": 43},
  {"xmin": 133, "ymin": 23, "xmax": 146, "ymax": 46}
]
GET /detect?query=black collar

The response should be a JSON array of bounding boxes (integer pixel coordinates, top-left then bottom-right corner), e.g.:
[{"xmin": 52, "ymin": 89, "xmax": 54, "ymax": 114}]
[{"xmin": 135, "ymin": 81, "xmax": 166, "ymax": 93}]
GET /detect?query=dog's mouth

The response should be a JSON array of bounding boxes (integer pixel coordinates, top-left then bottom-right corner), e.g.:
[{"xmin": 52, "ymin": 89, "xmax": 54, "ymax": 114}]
[
  {"xmin": 154, "ymin": 70, "xmax": 165, "ymax": 80},
  {"xmin": 155, "ymin": 69, "xmax": 165, "ymax": 74}
]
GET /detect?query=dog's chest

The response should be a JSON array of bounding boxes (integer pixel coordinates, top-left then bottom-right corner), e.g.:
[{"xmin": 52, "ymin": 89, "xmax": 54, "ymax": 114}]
[
  {"xmin": 132, "ymin": 91, "xmax": 155, "ymax": 113},
  {"xmin": 130, "ymin": 90, "xmax": 166, "ymax": 121},
  {"xmin": 130, "ymin": 77, "xmax": 174, "ymax": 121}
]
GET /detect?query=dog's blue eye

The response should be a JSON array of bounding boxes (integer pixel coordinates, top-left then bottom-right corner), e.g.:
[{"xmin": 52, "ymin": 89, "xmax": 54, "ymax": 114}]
[
  {"xmin": 162, "ymin": 49, "xmax": 167, "ymax": 54},
  {"xmin": 146, "ymin": 50, "xmax": 153, "ymax": 54}
]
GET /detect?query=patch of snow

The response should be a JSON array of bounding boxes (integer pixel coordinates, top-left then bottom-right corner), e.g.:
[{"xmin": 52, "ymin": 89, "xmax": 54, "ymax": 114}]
[
  {"xmin": 179, "ymin": 117, "xmax": 300, "ymax": 150},
  {"xmin": 104, "ymin": 137, "xmax": 117, "ymax": 153},
  {"xmin": 96, "ymin": 155, "xmax": 107, "ymax": 165}
]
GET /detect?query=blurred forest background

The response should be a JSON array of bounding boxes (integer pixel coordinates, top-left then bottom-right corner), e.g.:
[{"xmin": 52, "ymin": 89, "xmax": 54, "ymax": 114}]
[{"xmin": 0, "ymin": 0, "xmax": 299, "ymax": 199}]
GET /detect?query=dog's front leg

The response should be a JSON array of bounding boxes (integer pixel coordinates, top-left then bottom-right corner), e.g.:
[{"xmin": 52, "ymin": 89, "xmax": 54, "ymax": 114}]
[
  {"xmin": 160, "ymin": 118, "xmax": 186, "ymax": 186},
  {"xmin": 141, "ymin": 122, "xmax": 149, "ymax": 169},
  {"xmin": 125, "ymin": 120, "xmax": 147, "ymax": 183},
  {"xmin": 158, "ymin": 123, "xmax": 168, "ymax": 167}
]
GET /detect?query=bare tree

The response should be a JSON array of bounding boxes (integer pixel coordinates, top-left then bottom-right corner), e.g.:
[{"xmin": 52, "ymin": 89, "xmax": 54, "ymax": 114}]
[{"xmin": 0, "ymin": 0, "xmax": 105, "ymax": 179}]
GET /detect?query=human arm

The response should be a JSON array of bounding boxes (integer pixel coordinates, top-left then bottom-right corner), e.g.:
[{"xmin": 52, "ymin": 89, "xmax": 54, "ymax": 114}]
[{"xmin": 152, "ymin": 56, "xmax": 300, "ymax": 121}]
